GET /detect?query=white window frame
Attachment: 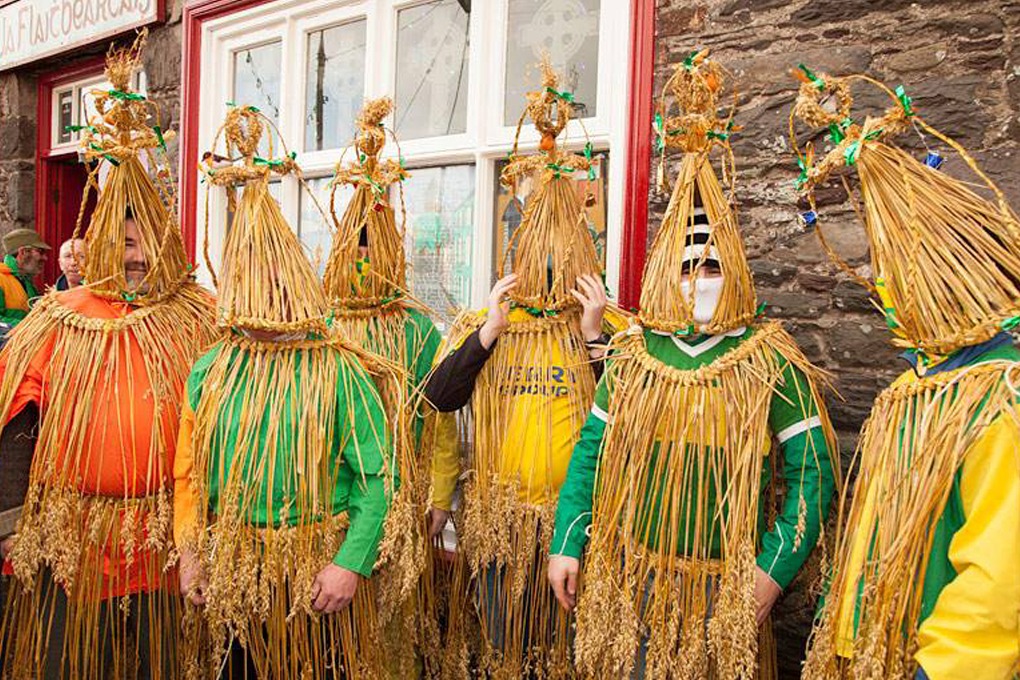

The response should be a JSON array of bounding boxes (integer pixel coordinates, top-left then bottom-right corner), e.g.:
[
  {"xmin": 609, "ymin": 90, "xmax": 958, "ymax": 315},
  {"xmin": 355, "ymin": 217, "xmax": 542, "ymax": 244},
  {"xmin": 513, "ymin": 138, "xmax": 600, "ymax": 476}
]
[
  {"xmin": 50, "ymin": 71, "xmax": 148, "ymax": 155},
  {"xmin": 195, "ymin": 0, "xmax": 632, "ymax": 305}
]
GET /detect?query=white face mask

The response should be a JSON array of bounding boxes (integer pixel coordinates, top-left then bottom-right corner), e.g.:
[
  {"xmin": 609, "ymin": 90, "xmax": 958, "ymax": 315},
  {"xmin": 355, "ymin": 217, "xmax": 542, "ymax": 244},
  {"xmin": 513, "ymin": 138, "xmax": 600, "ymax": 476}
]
[{"xmin": 680, "ymin": 276, "xmax": 724, "ymax": 326}]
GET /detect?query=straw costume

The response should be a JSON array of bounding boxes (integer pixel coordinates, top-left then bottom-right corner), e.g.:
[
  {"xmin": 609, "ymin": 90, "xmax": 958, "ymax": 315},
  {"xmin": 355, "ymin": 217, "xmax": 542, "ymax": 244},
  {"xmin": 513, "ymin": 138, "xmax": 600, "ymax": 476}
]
[
  {"xmin": 322, "ymin": 97, "xmax": 442, "ymax": 676},
  {"xmin": 791, "ymin": 68, "xmax": 1020, "ymax": 680},
  {"xmin": 0, "ymin": 32, "xmax": 217, "ymax": 679},
  {"xmin": 173, "ymin": 104, "xmax": 393, "ymax": 680},
  {"xmin": 550, "ymin": 52, "xmax": 839, "ymax": 680},
  {"xmin": 424, "ymin": 61, "xmax": 622, "ymax": 678}
]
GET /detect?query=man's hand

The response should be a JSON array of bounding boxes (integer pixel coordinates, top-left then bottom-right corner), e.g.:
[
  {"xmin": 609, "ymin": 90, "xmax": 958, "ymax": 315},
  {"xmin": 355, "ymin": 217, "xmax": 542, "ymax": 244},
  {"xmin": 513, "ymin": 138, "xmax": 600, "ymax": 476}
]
[
  {"xmin": 311, "ymin": 564, "xmax": 360, "ymax": 614},
  {"xmin": 0, "ymin": 535, "xmax": 13, "ymax": 561},
  {"xmin": 479, "ymin": 274, "xmax": 518, "ymax": 350},
  {"xmin": 427, "ymin": 507, "xmax": 451, "ymax": 540},
  {"xmin": 548, "ymin": 555, "xmax": 581, "ymax": 612},
  {"xmin": 753, "ymin": 565, "xmax": 782, "ymax": 627},
  {"xmin": 179, "ymin": 550, "xmax": 208, "ymax": 606},
  {"xmin": 570, "ymin": 274, "xmax": 608, "ymax": 343}
]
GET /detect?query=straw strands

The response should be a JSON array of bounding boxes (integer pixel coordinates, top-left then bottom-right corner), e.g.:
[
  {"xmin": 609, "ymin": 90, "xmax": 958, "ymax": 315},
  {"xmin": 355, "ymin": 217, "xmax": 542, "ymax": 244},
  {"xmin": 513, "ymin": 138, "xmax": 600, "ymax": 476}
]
[
  {"xmin": 443, "ymin": 58, "xmax": 612, "ymax": 678},
  {"xmin": 183, "ymin": 335, "xmax": 390, "ymax": 680},
  {"xmin": 791, "ymin": 72, "xmax": 1020, "ymax": 357},
  {"xmin": 640, "ymin": 52, "xmax": 756, "ymax": 335},
  {"xmin": 204, "ymin": 106, "xmax": 329, "ymax": 334},
  {"xmin": 323, "ymin": 96, "xmax": 439, "ymax": 675},
  {"xmin": 574, "ymin": 323, "xmax": 836, "ymax": 680},
  {"xmin": 792, "ymin": 70, "xmax": 1020, "ymax": 679},
  {"xmin": 0, "ymin": 31, "xmax": 217, "ymax": 680},
  {"xmin": 185, "ymin": 99, "xmax": 399, "ymax": 679},
  {"xmin": 803, "ymin": 361, "xmax": 1020, "ymax": 679}
]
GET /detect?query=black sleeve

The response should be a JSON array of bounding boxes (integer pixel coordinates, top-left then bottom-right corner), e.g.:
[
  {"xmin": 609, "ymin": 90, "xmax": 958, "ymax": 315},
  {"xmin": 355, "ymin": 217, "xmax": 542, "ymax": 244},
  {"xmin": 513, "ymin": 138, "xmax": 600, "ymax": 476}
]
[
  {"xmin": 589, "ymin": 333, "xmax": 611, "ymax": 383},
  {"xmin": 423, "ymin": 329, "xmax": 494, "ymax": 412}
]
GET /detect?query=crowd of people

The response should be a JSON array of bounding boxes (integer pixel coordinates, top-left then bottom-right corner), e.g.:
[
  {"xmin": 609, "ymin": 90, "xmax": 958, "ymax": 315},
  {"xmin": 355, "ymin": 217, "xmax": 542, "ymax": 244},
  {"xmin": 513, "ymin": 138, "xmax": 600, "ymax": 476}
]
[{"xmin": 0, "ymin": 37, "xmax": 1015, "ymax": 680}]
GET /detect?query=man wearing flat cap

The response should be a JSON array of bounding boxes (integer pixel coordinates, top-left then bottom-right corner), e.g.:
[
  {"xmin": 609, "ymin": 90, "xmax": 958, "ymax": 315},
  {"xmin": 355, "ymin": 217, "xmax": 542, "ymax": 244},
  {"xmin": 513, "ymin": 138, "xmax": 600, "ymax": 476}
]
[{"xmin": 0, "ymin": 229, "xmax": 49, "ymax": 327}]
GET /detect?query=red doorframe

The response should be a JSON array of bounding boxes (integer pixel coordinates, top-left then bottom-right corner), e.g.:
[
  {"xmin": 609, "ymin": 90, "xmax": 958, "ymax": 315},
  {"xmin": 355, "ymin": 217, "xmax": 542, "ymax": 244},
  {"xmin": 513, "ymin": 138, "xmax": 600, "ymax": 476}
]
[
  {"xmin": 180, "ymin": 0, "xmax": 656, "ymax": 305},
  {"xmin": 36, "ymin": 56, "xmax": 107, "ymax": 284},
  {"xmin": 619, "ymin": 0, "xmax": 655, "ymax": 309},
  {"xmin": 179, "ymin": 0, "xmax": 276, "ymax": 260}
]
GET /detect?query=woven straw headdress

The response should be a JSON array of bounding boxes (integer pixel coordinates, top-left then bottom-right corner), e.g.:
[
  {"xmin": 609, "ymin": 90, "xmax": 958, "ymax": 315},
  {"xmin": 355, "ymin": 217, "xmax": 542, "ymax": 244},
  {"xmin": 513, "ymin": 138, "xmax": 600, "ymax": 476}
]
[
  {"xmin": 499, "ymin": 58, "xmax": 602, "ymax": 312},
  {"xmin": 790, "ymin": 66, "xmax": 1020, "ymax": 357},
  {"xmin": 640, "ymin": 49, "xmax": 757, "ymax": 335},
  {"xmin": 323, "ymin": 97, "xmax": 409, "ymax": 309},
  {"xmin": 76, "ymin": 30, "xmax": 191, "ymax": 304},
  {"xmin": 202, "ymin": 105, "xmax": 328, "ymax": 334}
]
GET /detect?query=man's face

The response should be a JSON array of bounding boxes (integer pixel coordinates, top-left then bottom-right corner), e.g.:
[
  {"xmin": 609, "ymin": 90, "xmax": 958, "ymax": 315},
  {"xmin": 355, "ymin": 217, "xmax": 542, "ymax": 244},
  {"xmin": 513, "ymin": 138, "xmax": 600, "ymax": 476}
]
[
  {"xmin": 59, "ymin": 239, "xmax": 85, "ymax": 285},
  {"xmin": 123, "ymin": 219, "xmax": 149, "ymax": 291},
  {"xmin": 680, "ymin": 264, "xmax": 723, "ymax": 285},
  {"xmin": 17, "ymin": 247, "xmax": 47, "ymax": 277}
]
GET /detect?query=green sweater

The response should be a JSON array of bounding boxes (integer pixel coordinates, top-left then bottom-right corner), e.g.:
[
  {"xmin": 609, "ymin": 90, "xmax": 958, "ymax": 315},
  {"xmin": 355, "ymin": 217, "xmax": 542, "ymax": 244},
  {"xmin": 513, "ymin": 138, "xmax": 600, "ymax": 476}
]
[
  {"xmin": 0, "ymin": 254, "xmax": 39, "ymax": 326},
  {"xmin": 186, "ymin": 340, "xmax": 391, "ymax": 576},
  {"xmin": 551, "ymin": 326, "xmax": 836, "ymax": 589},
  {"xmin": 399, "ymin": 307, "xmax": 442, "ymax": 442}
]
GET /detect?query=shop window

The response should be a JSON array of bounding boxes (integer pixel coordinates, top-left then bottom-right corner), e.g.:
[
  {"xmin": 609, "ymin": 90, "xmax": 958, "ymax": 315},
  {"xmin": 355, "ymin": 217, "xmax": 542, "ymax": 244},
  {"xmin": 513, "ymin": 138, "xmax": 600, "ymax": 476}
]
[
  {"xmin": 195, "ymin": 0, "xmax": 631, "ymax": 306},
  {"xmin": 503, "ymin": 0, "xmax": 601, "ymax": 125},
  {"xmin": 51, "ymin": 72, "xmax": 145, "ymax": 153},
  {"xmin": 395, "ymin": 0, "xmax": 470, "ymax": 140},
  {"xmin": 305, "ymin": 21, "xmax": 368, "ymax": 152},
  {"xmin": 396, "ymin": 164, "xmax": 475, "ymax": 323}
]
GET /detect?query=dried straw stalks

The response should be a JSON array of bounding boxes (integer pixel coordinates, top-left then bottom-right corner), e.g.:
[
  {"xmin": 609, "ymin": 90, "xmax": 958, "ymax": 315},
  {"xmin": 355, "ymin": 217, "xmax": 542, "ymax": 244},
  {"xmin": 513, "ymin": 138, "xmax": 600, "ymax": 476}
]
[
  {"xmin": 323, "ymin": 97, "xmax": 440, "ymax": 677},
  {"xmin": 184, "ymin": 102, "xmax": 394, "ymax": 679},
  {"xmin": 444, "ymin": 59, "xmax": 611, "ymax": 679},
  {"xmin": 793, "ymin": 71, "xmax": 1020, "ymax": 679},
  {"xmin": 573, "ymin": 52, "xmax": 838, "ymax": 680},
  {"xmin": 0, "ymin": 31, "xmax": 217, "ymax": 680}
]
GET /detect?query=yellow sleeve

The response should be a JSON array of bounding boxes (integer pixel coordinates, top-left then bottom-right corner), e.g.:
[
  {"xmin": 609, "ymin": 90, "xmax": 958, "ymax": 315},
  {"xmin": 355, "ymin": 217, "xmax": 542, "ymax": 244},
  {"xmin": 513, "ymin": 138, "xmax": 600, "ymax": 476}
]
[
  {"xmin": 172, "ymin": 399, "xmax": 201, "ymax": 549},
  {"xmin": 430, "ymin": 411, "xmax": 460, "ymax": 511},
  {"xmin": 915, "ymin": 406, "xmax": 1020, "ymax": 680}
]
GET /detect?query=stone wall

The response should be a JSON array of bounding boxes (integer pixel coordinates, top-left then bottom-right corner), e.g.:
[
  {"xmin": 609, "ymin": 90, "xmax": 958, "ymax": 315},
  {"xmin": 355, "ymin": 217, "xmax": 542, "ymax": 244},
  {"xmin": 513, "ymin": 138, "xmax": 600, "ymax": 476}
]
[
  {"xmin": 652, "ymin": 1, "xmax": 1020, "ymax": 675},
  {"xmin": 0, "ymin": 0, "xmax": 185, "ymax": 239}
]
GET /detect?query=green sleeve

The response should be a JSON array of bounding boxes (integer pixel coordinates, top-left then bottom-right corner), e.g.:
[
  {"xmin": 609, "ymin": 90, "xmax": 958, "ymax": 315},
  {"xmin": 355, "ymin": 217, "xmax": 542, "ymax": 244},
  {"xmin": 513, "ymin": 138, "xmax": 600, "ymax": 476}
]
[
  {"xmin": 550, "ymin": 370, "xmax": 614, "ymax": 559},
  {"xmin": 408, "ymin": 309, "xmax": 442, "ymax": 388},
  {"xmin": 551, "ymin": 411, "xmax": 606, "ymax": 559},
  {"xmin": 757, "ymin": 361, "xmax": 835, "ymax": 589},
  {"xmin": 185, "ymin": 343, "xmax": 223, "ymax": 410},
  {"xmin": 333, "ymin": 356, "xmax": 392, "ymax": 576}
]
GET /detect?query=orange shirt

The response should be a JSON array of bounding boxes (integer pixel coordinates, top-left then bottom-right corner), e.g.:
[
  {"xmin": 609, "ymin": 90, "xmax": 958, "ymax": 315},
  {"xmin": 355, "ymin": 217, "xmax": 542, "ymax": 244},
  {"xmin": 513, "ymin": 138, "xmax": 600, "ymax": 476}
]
[
  {"xmin": 1, "ymin": 288, "xmax": 197, "ymax": 595},
  {"xmin": 3, "ymin": 288, "xmax": 181, "ymax": 496}
]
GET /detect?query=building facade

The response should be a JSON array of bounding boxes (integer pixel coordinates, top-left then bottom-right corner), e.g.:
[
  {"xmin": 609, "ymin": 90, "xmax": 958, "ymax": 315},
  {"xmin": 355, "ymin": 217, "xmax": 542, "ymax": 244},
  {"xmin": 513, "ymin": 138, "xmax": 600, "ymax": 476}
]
[{"xmin": 1, "ymin": 0, "xmax": 1018, "ymax": 674}]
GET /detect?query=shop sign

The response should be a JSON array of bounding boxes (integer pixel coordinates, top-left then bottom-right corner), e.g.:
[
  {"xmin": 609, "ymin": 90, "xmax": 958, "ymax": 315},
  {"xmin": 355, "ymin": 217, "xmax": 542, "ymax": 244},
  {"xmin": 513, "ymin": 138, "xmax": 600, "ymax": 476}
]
[{"xmin": 0, "ymin": 0, "xmax": 159, "ymax": 72}]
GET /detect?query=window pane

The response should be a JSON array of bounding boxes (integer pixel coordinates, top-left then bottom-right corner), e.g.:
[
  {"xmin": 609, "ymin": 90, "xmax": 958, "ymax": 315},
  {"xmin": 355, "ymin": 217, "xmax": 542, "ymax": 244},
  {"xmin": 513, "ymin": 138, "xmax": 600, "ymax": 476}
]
[
  {"xmin": 305, "ymin": 20, "xmax": 367, "ymax": 152},
  {"xmin": 300, "ymin": 177, "xmax": 354, "ymax": 278},
  {"xmin": 395, "ymin": 165, "xmax": 475, "ymax": 325},
  {"xmin": 234, "ymin": 42, "xmax": 283, "ymax": 156},
  {"xmin": 395, "ymin": 0, "xmax": 470, "ymax": 140},
  {"xmin": 57, "ymin": 90, "xmax": 73, "ymax": 144},
  {"xmin": 504, "ymin": 0, "xmax": 600, "ymax": 126},
  {"xmin": 493, "ymin": 151, "xmax": 608, "ymax": 279}
]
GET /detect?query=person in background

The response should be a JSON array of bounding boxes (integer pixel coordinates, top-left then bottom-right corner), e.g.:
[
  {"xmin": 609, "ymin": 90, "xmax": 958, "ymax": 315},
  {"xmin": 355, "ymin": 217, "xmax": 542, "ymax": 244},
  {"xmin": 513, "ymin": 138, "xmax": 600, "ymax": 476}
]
[
  {"xmin": 55, "ymin": 238, "xmax": 86, "ymax": 290},
  {"xmin": 0, "ymin": 229, "xmax": 49, "ymax": 326}
]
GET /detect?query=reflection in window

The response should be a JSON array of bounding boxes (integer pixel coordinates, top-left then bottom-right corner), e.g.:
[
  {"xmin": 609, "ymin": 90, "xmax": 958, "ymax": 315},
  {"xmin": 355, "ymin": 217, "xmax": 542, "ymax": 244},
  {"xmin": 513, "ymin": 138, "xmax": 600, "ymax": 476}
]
[
  {"xmin": 395, "ymin": 165, "xmax": 475, "ymax": 324},
  {"xmin": 300, "ymin": 177, "xmax": 353, "ymax": 277},
  {"xmin": 395, "ymin": 0, "xmax": 470, "ymax": 140},
  {"xmin": 305, "ymin": 21, "xmax": 367, "ymax": 152},
  {"xmin": 493, "ymin": 151, "xmax": 608, "ymax": 280},
  {"xmin": 57, "ymin": 90, "xmax": 73, "ymax": 144},
  {"xmin": 234, "ymin": 42, "xmax": 283, "ymax": 156},
  {"xmin": 504, "ymin": 0, "xmax": 600, "ymax": 125}
]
